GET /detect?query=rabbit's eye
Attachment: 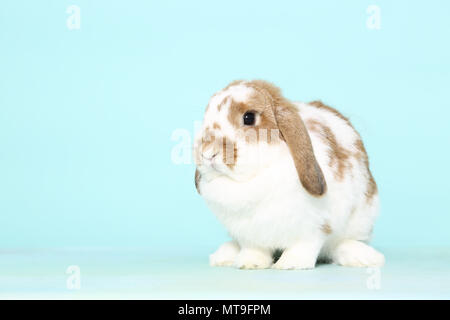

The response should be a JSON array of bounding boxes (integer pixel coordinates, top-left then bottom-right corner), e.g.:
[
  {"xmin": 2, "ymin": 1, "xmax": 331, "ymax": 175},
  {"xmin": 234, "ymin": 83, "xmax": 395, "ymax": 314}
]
[{"xmin": 243, "ymin": 111, "xmax": 256, "ymax": 126}]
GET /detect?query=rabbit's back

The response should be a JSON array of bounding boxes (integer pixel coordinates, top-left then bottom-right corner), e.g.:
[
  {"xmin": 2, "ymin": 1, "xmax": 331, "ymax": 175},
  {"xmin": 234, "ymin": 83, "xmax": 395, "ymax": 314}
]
[{"xmin": 297, "ymin": 101, "xmax": 379, "ymax": 243}]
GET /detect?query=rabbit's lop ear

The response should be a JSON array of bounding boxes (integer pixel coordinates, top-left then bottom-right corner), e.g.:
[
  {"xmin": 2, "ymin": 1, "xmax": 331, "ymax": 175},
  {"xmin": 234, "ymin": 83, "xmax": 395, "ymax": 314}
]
[
  {"xmin": 248, "ymin": 80, "xmax": 326, "ymax": 196},
  {"xmin": 274, "ymin": 105, "xmax": 326, "ymax": 196}
]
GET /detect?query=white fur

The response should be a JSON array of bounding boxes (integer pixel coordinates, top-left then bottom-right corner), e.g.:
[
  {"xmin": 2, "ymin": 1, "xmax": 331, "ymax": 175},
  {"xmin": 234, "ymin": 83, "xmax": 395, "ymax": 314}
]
[
  {"xmin": 234, "ymin": 247, "xmax": 273, "ymax": 269},
  {"xmin": 209, "ymin": 241, "xmax": 240, "ymax": 267},
  {"xmin": 196, "ymin": 82, "xmax": 383, "ymax": 269}
]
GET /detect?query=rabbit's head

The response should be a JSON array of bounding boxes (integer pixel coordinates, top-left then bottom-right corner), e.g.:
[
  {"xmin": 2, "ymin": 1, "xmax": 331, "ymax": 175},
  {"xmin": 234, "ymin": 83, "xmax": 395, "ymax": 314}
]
[{"xmin": 194, "ymin": 80, "xmax": 326, "ymax": 196}]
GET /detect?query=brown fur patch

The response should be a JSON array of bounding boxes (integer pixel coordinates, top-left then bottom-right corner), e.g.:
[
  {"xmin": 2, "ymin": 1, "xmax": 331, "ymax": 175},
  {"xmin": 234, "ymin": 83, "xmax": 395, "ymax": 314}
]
[
  {"xmin": 222, "ymin": 136, "xmax": 238, "ymax": 169},
  {"xmin": 307, "ymin": 101, "xmax": 378, "ymax": 203},
  {"xmin": 227, "ymin": 100, "xmax": 247, "ymax": 128},
  {"xmin": 195, "ymin": 169, "xmax": 201, "ymax": 194},
  {"xmin": 321, "ymin": 223, "xmax": 332, "ymax": 235},
  {"xmin": 213, "ymin": 122, "xmax": 221, "ymax": 130},
  {"xmin": 227, "ymin": 96, "xmax": 280, "ymax": 144},
  {"xmin": 306, "ymin": 119, "xmax": 352, "ymax": 181},
  {"xmin": 217, "ymin": 96, "xmax": 230, "ymax": 112},
  {"xmin": 366, "ymin": 177, "xmax": 377, "ymax": 201},
  {"xmin": 354, "ymin": 139, "xmax": 378, "ymax": 203},
  {"xmin": 309, "ymin": 100, "xmax": 352, "ymax": 126}
]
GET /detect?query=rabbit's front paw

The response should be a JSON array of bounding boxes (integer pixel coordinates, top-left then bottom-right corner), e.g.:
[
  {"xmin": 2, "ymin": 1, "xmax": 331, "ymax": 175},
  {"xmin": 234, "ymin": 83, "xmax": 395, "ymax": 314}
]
[
  {"xmin": 210, "ymin": 241, "xmax": 240, "ymax": 267},
  {"xmin": 233, "ymin": 248, "xmax": 273, "ymax": 269},
  {"xmin": 272, "ymin": 240, "xmax": 322, "ymax": 270},
  {"xmin": 273, "ymin": 254, "xmax": 316, "ymax": 270}
]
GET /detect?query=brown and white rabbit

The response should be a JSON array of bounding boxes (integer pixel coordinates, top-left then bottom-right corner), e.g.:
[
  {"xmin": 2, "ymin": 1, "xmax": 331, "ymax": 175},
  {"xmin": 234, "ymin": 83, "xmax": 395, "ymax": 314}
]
[{"xmin": 194, "ymin": 80, "xmax": 384, "ymax": 269}]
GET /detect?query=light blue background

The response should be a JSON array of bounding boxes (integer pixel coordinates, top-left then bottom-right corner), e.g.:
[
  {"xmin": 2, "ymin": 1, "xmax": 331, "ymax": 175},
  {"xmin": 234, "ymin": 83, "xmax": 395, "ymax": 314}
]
[{"xmin": 1, "ymin": 0, "xmax": 449, "ymax": 253}]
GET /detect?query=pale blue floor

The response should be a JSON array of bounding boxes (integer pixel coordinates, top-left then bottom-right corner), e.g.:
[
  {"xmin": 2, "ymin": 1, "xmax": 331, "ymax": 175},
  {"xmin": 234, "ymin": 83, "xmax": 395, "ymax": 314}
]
[{"xmin": 0, "ymin": 247, "xmax": 449, "ymax": 299}]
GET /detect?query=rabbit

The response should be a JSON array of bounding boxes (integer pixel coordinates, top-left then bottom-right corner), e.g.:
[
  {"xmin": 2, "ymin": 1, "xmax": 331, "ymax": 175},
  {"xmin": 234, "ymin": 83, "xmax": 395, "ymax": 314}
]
[{"xmin": 193, "ymin": 80, "xmax": 384, "ymax": 269}]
